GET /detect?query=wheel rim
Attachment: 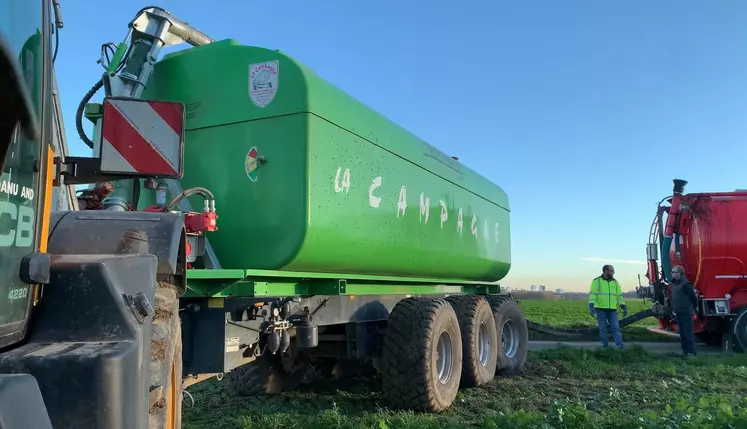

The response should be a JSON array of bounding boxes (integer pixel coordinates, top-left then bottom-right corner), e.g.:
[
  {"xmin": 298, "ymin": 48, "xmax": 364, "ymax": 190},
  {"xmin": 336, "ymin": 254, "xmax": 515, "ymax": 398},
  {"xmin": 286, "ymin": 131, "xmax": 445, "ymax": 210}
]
[
  {"xmin": 478, "ymin": 321, "xmax": 491, "ymax": 367},
  {"xmin": 502, "ymin": 319, "xmax": 519, "ymax": 359},
  {"xmin": 436, "ymin": 331, "xmax": 454, "ymax": 384}
]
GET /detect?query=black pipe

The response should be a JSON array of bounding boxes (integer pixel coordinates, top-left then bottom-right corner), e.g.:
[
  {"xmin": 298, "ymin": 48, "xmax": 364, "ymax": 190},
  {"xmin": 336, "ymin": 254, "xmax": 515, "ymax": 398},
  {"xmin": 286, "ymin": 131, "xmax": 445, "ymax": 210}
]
[
  {"xmin": 526, "ymin": 308, "xmax": 655, "ymax": 337},
  {"xmin": 673, "ymin": 179, "xmax": 688, "ymax": 194}
]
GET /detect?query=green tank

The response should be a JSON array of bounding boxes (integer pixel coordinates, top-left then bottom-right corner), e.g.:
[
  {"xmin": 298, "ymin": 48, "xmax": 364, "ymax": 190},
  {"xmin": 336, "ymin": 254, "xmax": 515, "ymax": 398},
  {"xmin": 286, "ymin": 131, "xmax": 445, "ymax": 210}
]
[{"xmin": 141, "ymin": 40, "xmax": 511, "ymax": 282}]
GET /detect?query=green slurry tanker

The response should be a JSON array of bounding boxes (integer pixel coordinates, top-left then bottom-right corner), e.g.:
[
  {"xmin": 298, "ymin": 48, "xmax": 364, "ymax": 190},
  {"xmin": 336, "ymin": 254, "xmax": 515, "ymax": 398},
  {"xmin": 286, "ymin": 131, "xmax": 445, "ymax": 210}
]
[{"xmin": 64, "ymin": 9, "xmax": 527, "ymax": 414}]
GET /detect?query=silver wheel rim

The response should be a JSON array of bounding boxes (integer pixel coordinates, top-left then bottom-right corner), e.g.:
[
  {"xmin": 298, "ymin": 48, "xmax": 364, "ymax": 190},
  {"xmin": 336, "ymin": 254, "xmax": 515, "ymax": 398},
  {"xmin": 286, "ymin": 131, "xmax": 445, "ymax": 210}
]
[
  {"xmin": 502, "ymin": 320, "xmax": 519, "ymax": 359},
  {"xmin": 436, "ymin": 331, "xmax": 454, "ymax": 384},
  {"xmin": 478, "ymin": 322, "xmax": 491, "ymax": 367}
]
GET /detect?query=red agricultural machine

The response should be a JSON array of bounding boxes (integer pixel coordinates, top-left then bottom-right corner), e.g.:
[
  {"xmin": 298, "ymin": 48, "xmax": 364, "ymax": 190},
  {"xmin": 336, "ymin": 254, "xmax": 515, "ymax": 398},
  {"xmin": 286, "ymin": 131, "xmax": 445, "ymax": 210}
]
[{"xmin": 638, "ymin": 179, "xmax": 747, "ymax": 351}]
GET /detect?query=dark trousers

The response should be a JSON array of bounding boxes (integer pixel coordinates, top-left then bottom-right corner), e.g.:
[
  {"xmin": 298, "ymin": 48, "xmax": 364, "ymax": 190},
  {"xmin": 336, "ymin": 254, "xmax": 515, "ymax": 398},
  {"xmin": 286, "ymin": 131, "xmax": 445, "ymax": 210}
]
[
  {"xmin": 676, "ymin": 312, "xmax": 696, "ymax": 354},
  {"xmin": 596, "ymin": 308, "xmax": 623, "ymax": 348}
]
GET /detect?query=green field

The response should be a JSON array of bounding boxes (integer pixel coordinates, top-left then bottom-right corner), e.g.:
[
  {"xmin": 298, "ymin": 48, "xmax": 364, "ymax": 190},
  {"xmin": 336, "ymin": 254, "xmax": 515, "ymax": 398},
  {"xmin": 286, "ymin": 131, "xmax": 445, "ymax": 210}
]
[{"xmin": 182, "ymin": 299, "xmax": 747, "ymax": 429}]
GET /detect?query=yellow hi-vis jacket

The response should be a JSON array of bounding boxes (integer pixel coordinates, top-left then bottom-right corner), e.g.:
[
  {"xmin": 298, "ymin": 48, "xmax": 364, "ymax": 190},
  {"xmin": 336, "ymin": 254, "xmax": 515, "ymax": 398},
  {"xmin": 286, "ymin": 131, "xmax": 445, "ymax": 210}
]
[{"xmin": 588, "ymin": 276, "xmax": 626, "ymax": 310}]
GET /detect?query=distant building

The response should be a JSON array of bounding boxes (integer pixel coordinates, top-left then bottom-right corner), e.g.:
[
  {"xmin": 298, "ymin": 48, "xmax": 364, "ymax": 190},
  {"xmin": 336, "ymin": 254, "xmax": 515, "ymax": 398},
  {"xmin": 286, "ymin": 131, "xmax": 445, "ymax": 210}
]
[
  {"xmin": 529, "ymin": 285, "xmax": 537, "ymax": 292},
  {"xmin": 555, "ymin": 288, "xmax": 564, "ymax": 294},
  {"xmin": 539, "ymin": 285, "xmax": 546, "ymax": 292}
]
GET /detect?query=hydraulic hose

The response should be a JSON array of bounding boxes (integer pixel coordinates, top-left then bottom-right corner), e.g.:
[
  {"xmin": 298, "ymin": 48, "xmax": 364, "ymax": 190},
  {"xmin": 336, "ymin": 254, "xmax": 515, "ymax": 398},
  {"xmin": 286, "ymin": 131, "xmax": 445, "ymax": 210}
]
[
  {"xmin": 526, "ymin": 308, "xmax": 656, "ymax": 337},
  {"xmin": 76, "ymin": 78, "xmax": 104, "ymax": 149},
  {"xmin": 165, "ymin": 187, "xmax": 215, "ymax": 212}
]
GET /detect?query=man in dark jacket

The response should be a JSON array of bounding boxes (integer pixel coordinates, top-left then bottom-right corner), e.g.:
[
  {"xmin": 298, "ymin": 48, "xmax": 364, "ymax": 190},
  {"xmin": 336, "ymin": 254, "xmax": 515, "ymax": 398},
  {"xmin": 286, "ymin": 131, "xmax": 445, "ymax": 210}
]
[{"xmin": 671, "ymin": 265, "xmax": 698, "ymax": 356}]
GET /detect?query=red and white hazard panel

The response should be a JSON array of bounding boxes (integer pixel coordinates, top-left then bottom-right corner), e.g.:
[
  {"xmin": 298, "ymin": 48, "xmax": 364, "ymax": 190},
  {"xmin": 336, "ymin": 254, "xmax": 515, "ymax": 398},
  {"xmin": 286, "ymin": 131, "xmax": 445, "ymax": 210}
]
[{"xmin": 99, "ymin": 97, "xmax": 185, "ymax": 177}]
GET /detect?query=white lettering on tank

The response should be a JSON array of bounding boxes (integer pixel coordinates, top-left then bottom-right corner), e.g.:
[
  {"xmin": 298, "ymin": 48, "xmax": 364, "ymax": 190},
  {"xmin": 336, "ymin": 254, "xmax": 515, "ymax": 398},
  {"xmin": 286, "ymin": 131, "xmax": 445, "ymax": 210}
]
[
  {"xmin": 419, "ymin": 193, "xmax": 430, "ymax": 223},
  {"xmin": 369, "ymin": 176, "xmax": 382, "ymax": 208},
  {"xmin": 351, "ymin": 172, "xmax": 505, "ymax": 249},
  {"xmin": 334, "ymin": 167, "xmax": 351, "ymax": 194},
  {"xmin": 457, "ymin": 208, "xmax": 463, "ymax": 235},
  {"xmin": 439, "ymin": 200, "xmax": 448, "ymax": 228},
  {"xmin": 396, "ymin": 186, "xmax": 407, "ymax": 217}
]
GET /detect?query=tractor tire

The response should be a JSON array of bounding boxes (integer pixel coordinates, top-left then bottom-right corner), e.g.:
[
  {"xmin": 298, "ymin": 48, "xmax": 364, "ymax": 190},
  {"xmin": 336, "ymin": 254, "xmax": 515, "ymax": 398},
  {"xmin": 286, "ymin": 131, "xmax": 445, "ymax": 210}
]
[
  {"xmin": 148, "ymin": 282, "xmax": 183, "ymax": 429},
  {"xmin": 228, "ymin": 355, "xmax": 306, "ymax": 396},
  {"xmin": 488, "ymin": 295, "xmax": 529, "ymax": 376},
  {"xmin": 380, "ymin": 297, "xmax": 463, "ymax": 413},
  {"xmin": 732, "ymin": 307, "xmax": 747, "ymax": 353},
  {"xmin": 446, "ymin": 295, "xmax": 498, "ymax": 388}
]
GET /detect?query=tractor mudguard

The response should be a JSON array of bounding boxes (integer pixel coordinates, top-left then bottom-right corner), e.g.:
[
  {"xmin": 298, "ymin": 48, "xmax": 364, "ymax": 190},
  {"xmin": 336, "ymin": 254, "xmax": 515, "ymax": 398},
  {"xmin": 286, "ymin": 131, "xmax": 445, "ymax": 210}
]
[
  {"xmin": 0, "ymin": 253, "xmax": 159, "ymax": 429},
  {"xmin": 0, "ymin": 374, "xmax": 53, "ymax": 429},
  {"xmin": 47, "ymin": 210, "xmax": 187, "ymax": 293}
]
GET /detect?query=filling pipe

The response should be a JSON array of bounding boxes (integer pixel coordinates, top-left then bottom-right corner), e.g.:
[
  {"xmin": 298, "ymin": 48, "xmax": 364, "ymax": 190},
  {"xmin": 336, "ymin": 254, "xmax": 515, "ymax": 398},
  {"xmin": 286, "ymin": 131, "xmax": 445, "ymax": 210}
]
[{"xmin": 661, "ymin": 179, "xmax": 687, "ymax": 282}]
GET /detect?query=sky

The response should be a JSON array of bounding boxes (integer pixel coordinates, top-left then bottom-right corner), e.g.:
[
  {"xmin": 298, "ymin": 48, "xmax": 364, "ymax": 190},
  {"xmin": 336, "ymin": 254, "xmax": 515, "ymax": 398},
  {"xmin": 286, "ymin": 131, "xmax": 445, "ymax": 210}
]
[{"xmin": 54, "ymin": 1, "xmax": 747, "ymax": 292}]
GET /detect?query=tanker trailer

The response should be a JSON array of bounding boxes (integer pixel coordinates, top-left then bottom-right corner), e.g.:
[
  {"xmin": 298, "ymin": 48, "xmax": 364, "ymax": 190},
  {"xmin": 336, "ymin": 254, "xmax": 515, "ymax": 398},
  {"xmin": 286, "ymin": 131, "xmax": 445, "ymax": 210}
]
[
  {"xmin": 639, "ymin": 179, "xmax": 747, "ymax": 352},
  {"xmin": 87, "ymin": 38, "xmax": 528, "ymax": 412}
]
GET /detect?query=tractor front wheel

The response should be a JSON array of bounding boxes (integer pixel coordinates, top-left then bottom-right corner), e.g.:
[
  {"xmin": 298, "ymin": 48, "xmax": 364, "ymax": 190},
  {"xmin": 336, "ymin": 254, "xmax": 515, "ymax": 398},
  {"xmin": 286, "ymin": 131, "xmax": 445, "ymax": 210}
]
[{"xmin": 148, "ymin": 282, "xmax": 183, "ymax": 429}]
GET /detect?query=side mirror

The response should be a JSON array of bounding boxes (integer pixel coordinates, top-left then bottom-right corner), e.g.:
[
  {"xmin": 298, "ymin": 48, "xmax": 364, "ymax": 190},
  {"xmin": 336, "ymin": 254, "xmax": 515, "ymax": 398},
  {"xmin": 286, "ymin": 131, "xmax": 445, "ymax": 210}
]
[{"xmin": 98, "ymin": 97, "xmax": 185, "ymax": 179}]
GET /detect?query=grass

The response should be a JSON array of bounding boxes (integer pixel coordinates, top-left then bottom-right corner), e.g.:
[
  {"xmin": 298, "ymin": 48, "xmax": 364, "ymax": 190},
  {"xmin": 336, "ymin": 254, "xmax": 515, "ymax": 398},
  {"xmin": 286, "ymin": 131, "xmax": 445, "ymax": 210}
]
[{"xmin": 182, "ymin": 299, "xmax": 747, "ymax": 428}]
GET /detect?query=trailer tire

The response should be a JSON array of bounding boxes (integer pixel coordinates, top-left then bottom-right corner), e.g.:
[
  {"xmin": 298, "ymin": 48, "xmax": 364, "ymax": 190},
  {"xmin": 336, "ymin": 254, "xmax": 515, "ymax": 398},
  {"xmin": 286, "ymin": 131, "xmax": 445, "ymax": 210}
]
[
  {"xmin": 380, "ymin": 297, "xmax": 463, "ymax": 413},
  {"xmin": 732, "ymin": 307, "xmax": 747, "ymax": 353},
  {"xmin": 148, "ymin": 282, "xmax": 183, "ymax": 429},
  {"xmin": 447, "ymin": 295, "xmax": 498, "ymax": 388},
  {"xmin": 228, "ymin": 355, "xmax": 305, "ymax": 396},
  {"xmin": 488, "ymin": 295, "xmax": 529, "ymax": 376}
]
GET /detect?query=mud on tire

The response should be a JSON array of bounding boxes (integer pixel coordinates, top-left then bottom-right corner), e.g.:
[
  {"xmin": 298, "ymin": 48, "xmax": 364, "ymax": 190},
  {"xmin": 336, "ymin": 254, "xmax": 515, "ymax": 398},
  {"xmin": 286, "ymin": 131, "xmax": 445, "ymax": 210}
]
[
  {"xmin": 380, "ymin": 297, "xmax": 463, "ymax": 413},
  {"xmin": 447, "ymin": 295, "xmax": 498, "ymax": 388},
  {"xmin": 488, "ymin": 295, "xmax": 529, "ymax": 376},
  {"xmin": 229, "ymin": 354, "xmax": 306, "ymax": 396},
  {"xmin": 148, "ymin": 282, "xmax": 183, "ymax": 429}
]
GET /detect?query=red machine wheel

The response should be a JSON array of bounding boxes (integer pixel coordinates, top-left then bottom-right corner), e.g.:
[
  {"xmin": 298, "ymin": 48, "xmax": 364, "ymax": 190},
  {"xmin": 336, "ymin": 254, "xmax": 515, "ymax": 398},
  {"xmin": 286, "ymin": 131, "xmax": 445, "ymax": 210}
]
[{"xmin": 732, "ymin": 307, "xmax": 747, "ymax": 352}]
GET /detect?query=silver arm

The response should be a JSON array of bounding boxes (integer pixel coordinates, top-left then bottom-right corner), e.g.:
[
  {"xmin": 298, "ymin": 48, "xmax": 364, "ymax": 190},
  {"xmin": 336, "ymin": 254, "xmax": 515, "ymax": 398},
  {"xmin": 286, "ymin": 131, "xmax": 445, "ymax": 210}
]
[{"xmin": 107, "ymin": 6, "xmax": 214, "ymax": 99}]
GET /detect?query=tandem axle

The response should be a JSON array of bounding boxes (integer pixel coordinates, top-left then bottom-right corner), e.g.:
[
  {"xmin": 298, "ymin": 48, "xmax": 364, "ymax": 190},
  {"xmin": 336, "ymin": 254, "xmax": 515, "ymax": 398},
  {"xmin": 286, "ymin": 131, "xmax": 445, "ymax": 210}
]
[{"xmin": 180, "ymin": 283, "xmax": 528, "ymax": 413}]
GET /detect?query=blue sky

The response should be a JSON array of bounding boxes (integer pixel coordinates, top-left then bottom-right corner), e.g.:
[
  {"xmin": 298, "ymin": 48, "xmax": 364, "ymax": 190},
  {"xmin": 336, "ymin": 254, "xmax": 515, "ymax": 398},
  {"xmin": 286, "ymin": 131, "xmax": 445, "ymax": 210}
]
[{"xmin": 55, "ymin": 1, "xmax": 747, "ymax": 292}]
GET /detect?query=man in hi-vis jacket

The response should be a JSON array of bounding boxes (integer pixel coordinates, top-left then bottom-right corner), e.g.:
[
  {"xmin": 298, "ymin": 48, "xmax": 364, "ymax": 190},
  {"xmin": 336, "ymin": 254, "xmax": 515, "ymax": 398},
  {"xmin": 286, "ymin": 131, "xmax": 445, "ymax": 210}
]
[{"xmin": 588, "ymin": 265, "xmax": 628, "ymax": 349}]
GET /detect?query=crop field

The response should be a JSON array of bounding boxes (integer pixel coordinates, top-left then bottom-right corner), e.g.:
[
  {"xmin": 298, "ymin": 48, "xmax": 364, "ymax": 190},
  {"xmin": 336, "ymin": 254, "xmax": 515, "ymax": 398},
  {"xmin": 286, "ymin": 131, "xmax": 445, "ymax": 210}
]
[{"xmin": 182, "ymin": 299, "xmax": 747, "ymax": 429}]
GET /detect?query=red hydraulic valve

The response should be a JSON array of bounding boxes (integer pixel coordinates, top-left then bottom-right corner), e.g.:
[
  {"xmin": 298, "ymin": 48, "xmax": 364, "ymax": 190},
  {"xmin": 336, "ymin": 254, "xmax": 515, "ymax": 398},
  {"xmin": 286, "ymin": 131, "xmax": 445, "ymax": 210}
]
[{"xmin": 185, "ymin": 211, "xmax": 218, "ymax": 233}]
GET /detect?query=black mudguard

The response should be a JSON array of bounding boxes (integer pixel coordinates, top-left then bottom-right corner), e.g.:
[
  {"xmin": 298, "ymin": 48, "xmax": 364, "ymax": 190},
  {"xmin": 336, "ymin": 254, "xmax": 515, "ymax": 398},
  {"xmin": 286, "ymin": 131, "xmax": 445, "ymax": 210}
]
[
  {"xmin": 0, "ymin": 253, "xmax": 159, "ymax": 429},
  {"xmin": 0, "ymin": 374, "xmax": 53, "ymax": 429},
  {"xmin": 47, "ymin": 211, "xmax": 187, "ymax": 293}
]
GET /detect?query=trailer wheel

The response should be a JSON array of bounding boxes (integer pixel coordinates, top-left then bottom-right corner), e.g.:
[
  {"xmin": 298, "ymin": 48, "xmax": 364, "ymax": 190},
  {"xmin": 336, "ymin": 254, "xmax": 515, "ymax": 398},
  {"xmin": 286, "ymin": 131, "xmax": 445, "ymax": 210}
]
[
  {"xmin": 488, "ymin": 296, "xmax": 529, "ymax": 375},
  {"xmin": 447, "ymin": 295, "xmax": 498, "ymax": 387},
  {"xmin": 380, "ymin": 297, "xmax": 463, "ymax": 413},
  {"xmin": 148, "ymin": 282, "xmax": 183, "ymax": 429},
  {"xmin": 228, "ymin": 355, "xmax": 306, "ymax": 396},
  {"xmin": 732, "ymin": 307, "xmax": 747, "ymax": 352}
]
